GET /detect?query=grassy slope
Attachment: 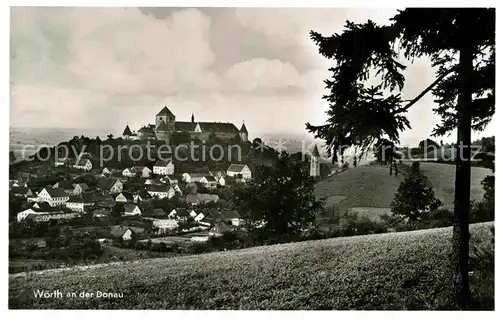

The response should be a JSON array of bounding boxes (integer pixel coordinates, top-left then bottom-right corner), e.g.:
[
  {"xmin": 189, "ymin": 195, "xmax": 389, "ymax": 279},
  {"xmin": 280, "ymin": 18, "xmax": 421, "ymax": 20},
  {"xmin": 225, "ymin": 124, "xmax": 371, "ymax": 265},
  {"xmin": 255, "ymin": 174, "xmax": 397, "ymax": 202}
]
[
  {"xmin": 410, "ymin": 162, "xmax": 493, "ymax": 209},
  {"xmin": 9, "ymin": 222, "xmax": 493, "ymax": 309},
  {"xmin": 314, "ymin": 165, "xmax": 403, "ymax": 212},
  {"xmin": 314, "ymin": 163, "xmax": 492, "ymax": 214}
]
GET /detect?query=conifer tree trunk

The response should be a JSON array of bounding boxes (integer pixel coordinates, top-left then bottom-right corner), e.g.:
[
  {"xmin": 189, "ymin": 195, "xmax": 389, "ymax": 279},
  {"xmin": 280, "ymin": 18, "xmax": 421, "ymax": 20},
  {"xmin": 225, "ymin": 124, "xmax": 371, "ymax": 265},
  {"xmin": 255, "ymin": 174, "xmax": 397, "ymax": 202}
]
[{"xmin": 452, "ymin": 40, "xmax": 473, "ymax": 309}]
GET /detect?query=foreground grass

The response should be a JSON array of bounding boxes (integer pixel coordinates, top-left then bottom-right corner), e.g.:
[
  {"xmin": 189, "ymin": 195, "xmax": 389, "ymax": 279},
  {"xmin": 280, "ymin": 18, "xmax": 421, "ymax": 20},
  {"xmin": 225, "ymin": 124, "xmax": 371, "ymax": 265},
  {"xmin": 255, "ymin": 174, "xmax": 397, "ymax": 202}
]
[{"xmin": 9, "ymin": 222, "xmax": 494, "ymax": 309}]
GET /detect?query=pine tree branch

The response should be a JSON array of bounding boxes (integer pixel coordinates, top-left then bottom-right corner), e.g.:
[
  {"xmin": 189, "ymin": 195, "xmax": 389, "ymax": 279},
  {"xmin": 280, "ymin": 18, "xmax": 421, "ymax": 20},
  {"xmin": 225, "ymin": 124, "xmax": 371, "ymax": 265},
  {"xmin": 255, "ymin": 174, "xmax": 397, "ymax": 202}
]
[{"xmin": 396, "ymin": 66, "xmax": 457, "ymax": 113}]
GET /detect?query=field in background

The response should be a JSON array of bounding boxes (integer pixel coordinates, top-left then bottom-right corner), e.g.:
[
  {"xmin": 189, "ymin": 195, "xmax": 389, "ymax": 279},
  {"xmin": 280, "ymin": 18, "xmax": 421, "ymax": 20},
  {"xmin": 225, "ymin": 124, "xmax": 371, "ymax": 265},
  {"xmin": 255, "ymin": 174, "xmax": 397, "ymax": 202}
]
[
  {"xmin": 314, "ymin": 162, "xmax": 492, "ymax": 227},
  {"xmin": 9, "ymin": 222, "xmax": 494, "ymax": 309},
  {"xmin": 402, "ymin": 161, "xmax": 493, "ymax": 209}
]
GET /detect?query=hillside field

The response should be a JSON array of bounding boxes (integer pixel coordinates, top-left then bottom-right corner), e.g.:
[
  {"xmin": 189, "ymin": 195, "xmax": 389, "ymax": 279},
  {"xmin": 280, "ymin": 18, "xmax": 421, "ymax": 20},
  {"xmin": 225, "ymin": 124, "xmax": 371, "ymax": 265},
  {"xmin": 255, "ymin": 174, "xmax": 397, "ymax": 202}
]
[
  {"xmin": 406, "ymin": 161, "xmax": 493, "ymax": 210},
  {"xmin": 9, "ymin": 222, "xmax": 494, "ymax": 309},
  {"xmin": 314, "ymin": 163, "xmax": 492, "ymax": 225}
]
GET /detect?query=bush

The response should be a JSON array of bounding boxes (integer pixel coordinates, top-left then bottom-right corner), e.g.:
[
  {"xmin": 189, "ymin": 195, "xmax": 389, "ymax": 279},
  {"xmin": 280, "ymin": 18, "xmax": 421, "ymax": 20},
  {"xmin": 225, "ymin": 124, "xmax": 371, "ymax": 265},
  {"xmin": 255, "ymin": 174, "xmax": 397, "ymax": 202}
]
[{"xmin": 429, "ymin": 208, "xmax": 454, "ymax": 227}]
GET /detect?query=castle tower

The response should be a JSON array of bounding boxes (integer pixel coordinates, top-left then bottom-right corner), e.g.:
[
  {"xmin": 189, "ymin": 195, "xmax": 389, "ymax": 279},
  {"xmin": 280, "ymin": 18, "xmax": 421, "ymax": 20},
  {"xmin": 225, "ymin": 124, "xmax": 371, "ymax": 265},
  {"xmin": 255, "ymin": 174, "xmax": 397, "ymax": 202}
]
[
  {"xmin": 239, "ymin": 121, "xmax": 248, "ymax": 142},
  {"xmin": 156, "ymin": 106, "xmax": 176, "ymax": 131},
  {"xmin": 155, "ymin": 106, "xmax": 176, "ymax": 143},
  {"xmin": 123, "ymin": 124, "xmax": 132, "ymax": 139},
  {"xmin": 310, "ymin": 145, "xmax": 320, "ymax": 177}
]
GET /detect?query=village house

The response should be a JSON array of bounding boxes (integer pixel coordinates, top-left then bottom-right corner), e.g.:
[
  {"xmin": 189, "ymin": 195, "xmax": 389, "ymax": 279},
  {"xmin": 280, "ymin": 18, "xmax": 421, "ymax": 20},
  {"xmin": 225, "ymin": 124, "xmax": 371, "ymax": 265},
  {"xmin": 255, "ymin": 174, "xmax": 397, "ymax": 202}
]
[
  {"xmin": 11, "ymin": 186, "xmax": 33, "ymax": 198},
  {"xmin": 144, "ymin": 218, "xmax": 179, "ymax": 235},
  {"xmin": 123, "ymin": 204, "xmax": 142, "ymax": 216},
  {"xmin": 133, "ymin": 166, "xmax": 152, "ymax": 178},
  {"xmin": 53, "ymin": 180, "xmax": 75, "ymax": 195},
  {"xmin": 101, "ymin": 167, "xmax": 111, "ymax": 176},
  {"xmin": 204, "ymin": 176, "xmax": 218, "ymax": 189},
  {"xmin": 110, "ymin": 226, "xmax": 144, "ymax": 241},
  {"xmin": 94, "ymin": 194, "xmax": 116, "ymax": 210},
  {"xmin": 133, "ymin": 190, "xmax": 152, "ymax": 203},
  {"xmin": 153, "ymin": 160, "xmax": 174, "ymax": 175},
  {"xmin": 35, "ymin": 187, "xmax": 69, "ymax": 207},
  {"xmin": 10, "ymin": 179, "xmax": 27, "ymax": 188},
  {"xmin": 185, "ymin": 193, "xmax": 220, "ymax": 205},
  {"xmin": 227, "ymin": 164, "xmax": 252, "ymax": 180},
  {"xmin": 73, "ymin": 158, "xmax": 93, "ymax": 171},
  {"xmin": 25, "ymin": 212, "xmax": 80, "ymax": 222},
  {"xmin": 182, "ymin": 173, "xmax": 210, "ymax": 184},
  {"xmin": 220, "ymin": 210, "xmax": 243, "ymax": 226},
  {"xmin": 163, "ymin": 175, "xmax": 179, "ymax": 185},
  {"xmin": 144, "ymin": 178, "xmax": 161, "ymax": 185},
  {"xmin": 72, "ymin": 183, "xmax": 89, "ymax": 195},
  {"xmin": 97, "ymin": 178, "xmax": 123, "ymax": 194},
  {"xmin": 209, "ymin": 222, "xmax": 233, "ymax": 237},
  {"xmin": 17, "ymin": 202, "xmax": 57, "ymax": 221},
  {"xmin": 146, "ymin": 185, "xmax": 176, "ymax": 200},
  {"xmin": 121, "ymin": 168, "xmax": 136, "ymax": 178},
  {"xmin": 66, "ymin": 193, "xmax": 95, "ymax": 213},
  {"xmin": 210, "ymin": 169, "xmax": 227, "ymax": 179},
  {"xmin": 115, "ymin": 192, "xmax": 133, "ymax": 203}
]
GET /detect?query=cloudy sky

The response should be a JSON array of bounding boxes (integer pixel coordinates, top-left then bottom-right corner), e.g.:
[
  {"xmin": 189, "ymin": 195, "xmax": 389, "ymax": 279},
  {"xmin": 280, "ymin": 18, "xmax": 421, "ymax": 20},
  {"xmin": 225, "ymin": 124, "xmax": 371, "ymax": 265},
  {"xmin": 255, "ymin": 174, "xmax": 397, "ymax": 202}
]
[{"xmin": 10, "ymin": 7, "xmax": 496, "ymax": 145}]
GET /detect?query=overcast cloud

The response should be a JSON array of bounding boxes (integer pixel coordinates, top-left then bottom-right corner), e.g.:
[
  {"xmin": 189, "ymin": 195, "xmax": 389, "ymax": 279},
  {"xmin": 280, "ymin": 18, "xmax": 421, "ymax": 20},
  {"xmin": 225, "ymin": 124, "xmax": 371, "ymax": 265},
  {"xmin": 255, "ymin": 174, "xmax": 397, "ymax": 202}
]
[{"xmin": 10, "ymin": 7, "xmax": 496, "ymax": 145}]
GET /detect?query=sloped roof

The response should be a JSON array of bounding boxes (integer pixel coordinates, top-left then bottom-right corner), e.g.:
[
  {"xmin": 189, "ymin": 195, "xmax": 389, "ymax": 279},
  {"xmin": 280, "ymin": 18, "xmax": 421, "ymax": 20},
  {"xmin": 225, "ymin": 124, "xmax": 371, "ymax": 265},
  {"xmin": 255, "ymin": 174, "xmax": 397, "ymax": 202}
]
[
  {"xmin": 312, "ymin": 145, "xmax": 320, "ymax": 157},
  {"xmin": 220, "ymin": 210, "xmax": 241, "ymax": 220},
  {"xmin": 189, "ymin": 173, "xmax": 210, "ymax": 179},
  {"xmin": 186, "ymin": 193, "xmax": 219, "ymax": 204},
  {"xmin": 174, "ymin": 121, "xmax": 196, "ymax": 132},
  {"xmin": 138, "ymin": 126, "xmax": 156, "ymax": 135},
  {"xmin": 151, "ymin": 219, "xmax": 179, "ymax": 229},
  {"xmin": 74, "ymin": 183, "xmax": 89, "ymax": 190},
  {"xmin": 44, "ymin": 187, "xmax": 68, "ymax": 198},
  {"xmin": 68, "ymin": 192, "xmax": 94, "ymax": 204},
  {"xmin": 124, "ymin": 204, "xmax": 140, "ymax": 213},
  {"xmin": 199, "ymin": 122, "xmax": 239, "ymax": 133},
  {"xmin": 135, "ymin": 190, "xmax": 152, "ymax": 199},
  {"xmin": 205, "ymin": 175, "xmax": 217, "ymax": 182},
  {"xmin": 227, "ymin": 164, "xmax": 248, "ymax": 173},
  {"xmin": 33, "ymin": 202, "xmax": 55, "ymax": 212},
  {"xmin": 55, "ymin": 179, "xmax": 74, "ymax": 190},
  {"xmin": 240, "ymin": 123, "xmax": 248, "ymax": 133},
  {"xmin": 11, "ymin": 186, "xmax": 31, "ymax": 195},
  {"xmin": 75, "ymin": 158, "xmax": 91, "ymax": 166},
  {"xmin": 153, "ymin": 208, "xmax": 166, "ymax": 216},
  {"xmin": 97, "ymin": 178, "xmax": 120, "ymax": 190},
  {"xmin": 110, "ymin": 226, "xmax": 128, "ymax": 238},
  {"xmin": 117, "ymin": 192, "xmax": 133, "ymax": 200},
  {"xmin": 147, "ymin": 185, "xmax": 171, "ymax": 193},
  {"xmin": 123, "ymin": 125, "xmax": 132, "ymax": 136},
  {"xmin": 210, "ymin": 169, "xmax": 226, "ymax": 176},
  {"xmin": 154, "ymin": 160, "xmax": 172, "ymax": 167},
  {"xmin": 156, "ymin": 106, "xmax": 175, "ymax": 117}
]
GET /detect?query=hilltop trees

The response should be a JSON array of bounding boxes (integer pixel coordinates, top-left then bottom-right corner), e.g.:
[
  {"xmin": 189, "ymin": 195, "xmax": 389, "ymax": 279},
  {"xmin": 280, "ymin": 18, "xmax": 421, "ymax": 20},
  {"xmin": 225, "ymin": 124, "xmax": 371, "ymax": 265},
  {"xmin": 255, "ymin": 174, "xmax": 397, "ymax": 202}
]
[
  {"xmin": 306, "ymin": 8, "xmax": 495, "ymax": 308},
  {"xmin": 233, "ymin": 152, "xmax": 323, "ymax": 239},
  {"xmin": 391, "ymin": 162, "xmax": 442, "ymax": 222}
]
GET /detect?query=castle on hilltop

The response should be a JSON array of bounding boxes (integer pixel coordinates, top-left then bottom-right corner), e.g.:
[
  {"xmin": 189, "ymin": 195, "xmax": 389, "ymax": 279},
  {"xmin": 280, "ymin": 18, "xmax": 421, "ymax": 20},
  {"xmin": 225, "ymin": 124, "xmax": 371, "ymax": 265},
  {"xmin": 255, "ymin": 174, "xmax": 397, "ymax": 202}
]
[{"xmin": 122, "ymin": 106, "xmax": 248, "ymax": 144}]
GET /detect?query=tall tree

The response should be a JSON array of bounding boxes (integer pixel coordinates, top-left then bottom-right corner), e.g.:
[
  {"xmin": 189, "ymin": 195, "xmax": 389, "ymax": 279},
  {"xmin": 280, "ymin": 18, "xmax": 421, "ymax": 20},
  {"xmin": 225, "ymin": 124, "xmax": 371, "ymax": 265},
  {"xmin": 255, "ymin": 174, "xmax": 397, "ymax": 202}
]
[
  {"xmin": 306, "ymin": 8, "xmax": 495, "ymax": 308},
  {"xmin": 233, "ymin": 152, "xmax": 323, "ymax": 237}
]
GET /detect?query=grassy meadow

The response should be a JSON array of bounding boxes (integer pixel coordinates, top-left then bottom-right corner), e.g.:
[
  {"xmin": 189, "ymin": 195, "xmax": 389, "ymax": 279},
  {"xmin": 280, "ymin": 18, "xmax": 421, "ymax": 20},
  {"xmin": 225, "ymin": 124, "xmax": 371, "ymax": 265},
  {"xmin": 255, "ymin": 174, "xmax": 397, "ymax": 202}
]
[{"xmin": 9, "ymin": 222, "xmax": 494, "ymax": 309}]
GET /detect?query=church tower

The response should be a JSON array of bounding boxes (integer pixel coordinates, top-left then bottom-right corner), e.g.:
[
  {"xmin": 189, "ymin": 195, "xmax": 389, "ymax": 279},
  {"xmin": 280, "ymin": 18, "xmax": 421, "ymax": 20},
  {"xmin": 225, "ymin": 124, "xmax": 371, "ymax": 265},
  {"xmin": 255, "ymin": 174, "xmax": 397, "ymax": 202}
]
[
  {"xmin": 239, "ymin": 122, "xmax": 248, "ymax": 142},
  {"xmin": 310, "ymin": 145, "xmax": 320, "ymax": 177}
]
